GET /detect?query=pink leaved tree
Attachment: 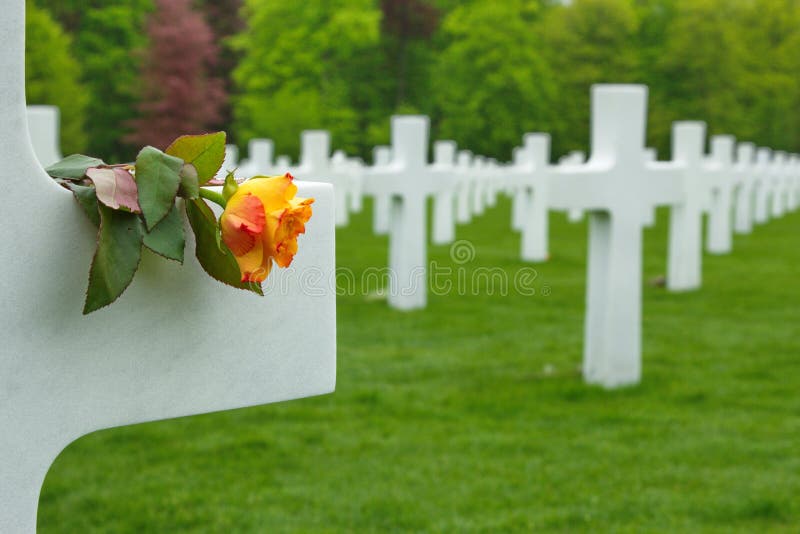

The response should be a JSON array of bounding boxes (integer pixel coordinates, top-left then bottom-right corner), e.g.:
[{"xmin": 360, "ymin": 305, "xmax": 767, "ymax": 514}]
[{"xmin": 127, "ymin": 0, "xmax": 226, "ymax": 150}]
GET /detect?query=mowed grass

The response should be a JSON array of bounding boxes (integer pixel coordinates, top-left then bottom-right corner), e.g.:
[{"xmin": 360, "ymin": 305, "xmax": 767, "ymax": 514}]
[{"xmin": 39, "ymin": 198, "xmax": 800, "ymax": 533}]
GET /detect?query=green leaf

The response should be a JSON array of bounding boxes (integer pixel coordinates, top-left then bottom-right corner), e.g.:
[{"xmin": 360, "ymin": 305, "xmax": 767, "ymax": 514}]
[
  {"xmin": 45, "ymin": 154, "xmax": 105, "ymax": 180},
  {"xmin": 64, "ymin": 183, "xmax": 100, "ymax": 227},
  {"xmin": 143, "ymin": 203, "xmax": 185, "ymax": 263},
  {"xmin": 84, "ymin": 204, "xmax": 144, "ymax": 314},
  {"xmin": 179, "ymin": 163, "xmax": 200, "ymax": 199},
  {"xmin": 165, "ymin": 132, "xmax": 227, "ymax": 185},
  {"xmin": 185, "ymin": 198, "xmax": 263, "ymax": 295},
  {"xmin": 135, "ymin": 146, "xmax": 183, "ymax": 231}
]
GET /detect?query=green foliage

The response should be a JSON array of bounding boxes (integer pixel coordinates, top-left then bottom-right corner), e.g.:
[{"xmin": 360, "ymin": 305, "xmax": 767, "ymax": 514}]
[
  {"xmin": 72, "ymin": 3, "xmax": 153, "ymax": 161},
  {"xmin": 45, "ymin": 133, "xmax": 247, "ymax": 313},
  {"xmin": 166, "ymin": 132, "xmax": 227, "ymax": 185},
  {"xmin": 432, "ymin": 0, "xmax": 558, "ymax": 159},
  {"xmin": 232, "ymin": 0, "xmax": 385, "ymax": 159},
  {"xmin": 649, "ymin": 0, "xmax": 749, "ymax": 153},
  {"xmin": 541, "ymin": 0, "xmax": 642, "ymax": 155},
  {"xmin": 84, "ymin": 205, "xmax": 144, "ymax": 314},
  {"xmin": 134, "ymin": 147, "xmax": 184, "ymax": 230},
  {"xmin": 25, "ymin": 3, "xmax": 88, "ymax": 155},
  {"xmin": 143, "ymin": 204, "xmax": 186, "ymax": 263},
  {"xmin": 45, "ymin": 154, "xmax": 104, "ymax": 180},
  {"xmin": 36, "ymin": 0, "xmax": 154, "ymax": 161}
]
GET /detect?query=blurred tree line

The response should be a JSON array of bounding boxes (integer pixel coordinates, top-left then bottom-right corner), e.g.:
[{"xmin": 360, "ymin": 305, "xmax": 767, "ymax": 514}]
[{"xmin": 26, "ymin": 0, "xmax": 800, "ymax": 162}]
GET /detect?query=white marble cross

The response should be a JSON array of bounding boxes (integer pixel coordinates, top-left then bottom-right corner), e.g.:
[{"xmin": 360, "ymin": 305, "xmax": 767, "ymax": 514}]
[
  {"xmin": 752, "ymin": 148, "xmax": 773, "ymax": 225},
  {"xmin": 559, "ymin": 151, "xmax": 587, "ymax": 223},
  {"xmin": 510, "ymin": 148, "xmax": 527, "ymax": 232},
  {"xmin": 331, "ymin": 150, "xmax": 364, "ymax": 215},
  {"xmin": 471, "ymin": 156, "xmax": 488, "ymax": 216},
  {"xmin": 788, "ymin": 154, "xmax": 800, "ymax": 212},
  {"xmin": 2, "ymin": 4, "xmax": 336, "ymax": 530},
  {"xmin": 239, "ymin": 138, "xmax": 274, "ymax": 176},
  {"xmin": 455, "ymin": 150, "xmax": 474, "ymax": 225},
  {"xmin": 431, "ymin": 140, "xmax": 458, "ymax": 245},
  {"xmin": 769, "ymin": 151, "xmax": 789, "ymax": 218},
  {"xmin": 275, "ymin": 154, "xmax": 292, "ymax": 171},
  {"xmin": 704, "ymin": 135, "xmax": 736, "ymax": 255},
  {"xmin": 484, "ymin": 158, "xmax": 500, "ymax": 208},
  {"xmin": 26, "ymin": 105, "xmax": 62, "ymax": 167},
  {"xmin": 733, "ymin": 142, "xmax": 756, "ymax": 234},
  {"xmin": 549, "ymin": 84, "xmax": 683, "ymax": 388},
  {"xmin": 362, "ymin": 115, "xmax": 436, "ymax": 310},
  {"xmin": 665, "ymin": 122, "xmax": 708, "ymax": 292},
  {"xmin": 509, "ymin": 133, "xmax": 552, "ymax": 263},
  {"xmin": 370, "ymin": 145, "xmax": 392, "ymax": 235},
  {"xmin": 294, "ymin": 130, "xmax": 349, "ymax": 227}
]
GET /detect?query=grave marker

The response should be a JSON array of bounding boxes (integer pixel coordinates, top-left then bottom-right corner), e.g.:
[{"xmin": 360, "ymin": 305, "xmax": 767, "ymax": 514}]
[
  {"xmin": 666, "ymin": 122, "xmax": 708, "ymax": 292},
  {"xmin": 753, "ymin": 148, "xmax": 773, "ymax": 225},
  {"xmin": 733, "ymin": 142, "xmax": 756, "ymax": 234},
  {"xmin": 509, "ymin": 133, "xmax": 551, "ymax": 263},
  {"xmin": 705, "ymin": 135, "xmax": 736, "ymax": 255},
  {"xmin": 432, "ymin": 140, "xmax": 458, "ymax": 245},
  {"xmin": 549, "ymin": 84, "xmax": 683, "ymax": 388},
  {"xmin": 770, "ymin": 151, "xmax": 788, "ymax": 218},
  {"xmin": 242, "ymin": 138, "xmax": 274, "ymax": 176},
  {"xmin": 455, "ymin": 150, "xmax": 474, "ymax": 225},
  {"xmin": 363, "ymin": 116, "xmax": 435, "ymax": 310},
  {"xmin": 295, "ymin": 131, "xmax": 349, "ymax": 227},
  {"xmin": 1, "ymin": 5, "xmax": 336, "ymax": 530},
  {"xmin": 370, "ymin": 145, "xmax": 392, "ymax": 235}
]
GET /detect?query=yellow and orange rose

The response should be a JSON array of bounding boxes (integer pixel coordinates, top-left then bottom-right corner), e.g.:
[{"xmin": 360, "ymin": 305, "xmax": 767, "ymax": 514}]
[{"xmin": 220, "ymin": 173, "xmax": 314, "ymax": 283}]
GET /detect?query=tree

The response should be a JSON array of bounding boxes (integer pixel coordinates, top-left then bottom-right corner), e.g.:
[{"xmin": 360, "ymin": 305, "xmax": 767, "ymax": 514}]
[
  {"xmin": 540, "ymin": 0, "xmax": 641, "ymax": 156},
  {"xmin": 649, "ymin": 0, "xmax": 749, "ymax": 153},
  {"xmin": 25, "ymin": 3, "xmax": 88, "ymax": 155},
  {"xmin": 380, "ymin": 0, "xmax": 441, "ymax": 109},
  {"xmin": 195, "ymin": 0, "xmax": 246, "ymax": 134},
  {"xmin": 733, "ymin": 0, "xmax": 800, "ymax": 151},
  {"xmin": 431, "ymin": 0, "xmax": 558, "ymax": 159},
  {"xmin": 127, "ymin": 0, "xmax": 226, "ymax": 150},
  {"xmin": 232, "ymin": 0, "xmax": 384, "ymax": 159},
  {"xmin": 36, "ymin": 0, "xmax": 153, "ymax": 161}
]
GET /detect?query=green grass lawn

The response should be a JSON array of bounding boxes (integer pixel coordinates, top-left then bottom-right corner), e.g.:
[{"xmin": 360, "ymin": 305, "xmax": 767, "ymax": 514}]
[{"xmin": 39, "ymin": 199, "xmax": 800, "ymax": 533}]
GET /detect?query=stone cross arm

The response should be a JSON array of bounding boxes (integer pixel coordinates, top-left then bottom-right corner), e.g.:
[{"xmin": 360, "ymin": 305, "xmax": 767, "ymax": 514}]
[{"xmin": 362, "ymin": 115, "xmax": 441, "ymax": 200}]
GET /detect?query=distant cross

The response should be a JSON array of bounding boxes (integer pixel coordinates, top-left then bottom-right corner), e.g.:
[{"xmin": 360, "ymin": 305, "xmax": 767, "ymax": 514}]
[
  {"xmin": 294, "ymin": 130, "xmax": 349, "ymax": 227},
  {"xmin": 370, "ymin": 145, "xmax": 392, "ymax": 235},
  {"xmin": 471, "ymin": 156, "xmax": 488, "ymax": 216},
  {"xmin": 431, "ymin": 140, "xmax": 458, "ymax": 245},
  {"xmin": 663, "ymin": 122, "xmax": 707, "ymax": 292},
  {"xmin": 549, "ymin": 84, "xmax": 684, "ymax": 388},
  {"xmin": 704, "ymin": 135, "xmax": 736, "ymax": 254},
  {"xmin": 363, "ymin": 116, "xmax": 438, "ymax": 310},
  {"xmin": 1, "ymin": 4, "xmax": 336, "ymax": 530},
  {"xmin": 769, "ymin": 151, "xmax": 789, "ymax": 218},
  {"xmin": 558, "ymin": 150, "xmax": 587, "ymax": 223},
  {"xmin": 733, "ymin": 143, "xmax": 756, "ymax": 234},
  {"xmin": 242, "ymin": 138, "xmax": 274, "ymax": 176},
  {"xmin": 454, "ymin": 150, "xmax": 474, "ymax": 225},
  {"xmin": 509, "ymin": 133, "xmax": 552, "ymax": 263},
  {"xmin": 752, "ymin": 148, "xmax": 773, "ymax": 225},
  {"xmin": 788, "ymin": 155, "xmax": 800, "ymax": 212}
]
